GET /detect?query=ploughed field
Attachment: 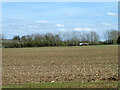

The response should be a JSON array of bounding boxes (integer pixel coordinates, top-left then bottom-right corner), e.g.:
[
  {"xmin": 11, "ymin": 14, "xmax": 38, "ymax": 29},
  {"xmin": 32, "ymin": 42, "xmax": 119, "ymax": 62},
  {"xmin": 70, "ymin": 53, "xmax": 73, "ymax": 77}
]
[{"xmin": 2, "ymin": 45, "xmax": 118, "ymax": 88}]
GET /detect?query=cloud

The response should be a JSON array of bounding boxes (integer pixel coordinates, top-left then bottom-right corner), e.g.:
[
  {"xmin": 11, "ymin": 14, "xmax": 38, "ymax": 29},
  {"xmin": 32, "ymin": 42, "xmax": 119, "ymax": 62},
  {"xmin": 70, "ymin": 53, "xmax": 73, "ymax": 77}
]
[
  {"xmin": 58, "ymin": 28, "xmax": 65, "ymax": 31},
  {"xmin": 56, "ymin": 24, "xmax": 64, "ymax": 27},
  {"xmin": 93, "ymin": 29, "xmax": 97, "ymax": 31},
  {"xmin": 36, "ymin": 20, "xmax": 48, "ymax": 23},
  {"xmin": 74, "ymin": 27, "xmax": 82, "ymax": 31},
  {"xmin": 27, "ymin": 25, "xmax": 38, "ymax": 28},
  {"xmin": 66, "ymin": 13, "xmax": 73, "ymax": 17},
  {"xmin": 74, "ymin": 27, "xmax": 91, "ymax": 31},
  {"xmin": 107, "ymin": 12, "xmax": 116, "ymax": 16},
  {"xmin": 102, "ymin": 22, "xmax": 111, "ymax": 26}
]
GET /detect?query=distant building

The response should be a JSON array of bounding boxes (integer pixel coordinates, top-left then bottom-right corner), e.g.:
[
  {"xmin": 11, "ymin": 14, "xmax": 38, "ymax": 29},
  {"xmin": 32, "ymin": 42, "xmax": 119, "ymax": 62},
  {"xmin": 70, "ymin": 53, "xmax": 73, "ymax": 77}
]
[{"xmin": 79, "ymin": 43, "xmax": 89, "ymax": 46}]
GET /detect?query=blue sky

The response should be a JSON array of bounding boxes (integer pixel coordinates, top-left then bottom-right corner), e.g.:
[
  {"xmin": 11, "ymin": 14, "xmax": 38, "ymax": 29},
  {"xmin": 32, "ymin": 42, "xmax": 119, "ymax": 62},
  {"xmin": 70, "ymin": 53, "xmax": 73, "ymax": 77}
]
[{"xmin": 2, "ymin": 2, "xmax": 118, "ymax": 39}]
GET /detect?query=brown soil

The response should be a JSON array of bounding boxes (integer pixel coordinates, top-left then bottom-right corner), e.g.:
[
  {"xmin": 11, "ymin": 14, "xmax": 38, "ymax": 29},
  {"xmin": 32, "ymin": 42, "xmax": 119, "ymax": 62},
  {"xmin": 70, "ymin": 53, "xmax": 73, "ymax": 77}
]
[{"xmin": 2, "ymin": 46, "xmax": 118, "ymax": 86}]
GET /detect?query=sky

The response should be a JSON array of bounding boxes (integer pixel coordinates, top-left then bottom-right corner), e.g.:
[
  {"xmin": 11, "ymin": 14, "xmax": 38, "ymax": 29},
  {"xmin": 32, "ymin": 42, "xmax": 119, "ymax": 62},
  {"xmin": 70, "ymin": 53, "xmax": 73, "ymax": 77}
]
[{"xmin": 2, "ymin": 2, "xmax": 118, "ymax": 40}]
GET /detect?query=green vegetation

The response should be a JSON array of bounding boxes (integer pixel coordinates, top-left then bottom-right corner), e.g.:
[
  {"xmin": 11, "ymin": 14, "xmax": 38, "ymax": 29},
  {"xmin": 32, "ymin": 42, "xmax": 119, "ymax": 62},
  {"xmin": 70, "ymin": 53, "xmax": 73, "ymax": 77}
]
[{"xmin": 3, "ymin": 81, "xmax": 118, "ymax": 88}]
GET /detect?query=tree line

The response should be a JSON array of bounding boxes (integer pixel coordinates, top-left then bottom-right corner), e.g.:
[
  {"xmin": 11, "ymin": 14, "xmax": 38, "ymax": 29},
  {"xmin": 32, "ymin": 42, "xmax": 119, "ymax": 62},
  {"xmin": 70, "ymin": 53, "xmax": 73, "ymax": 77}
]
[{"xmin": 2, "ymin": 29, "xmax": 120, "ymax": 48}]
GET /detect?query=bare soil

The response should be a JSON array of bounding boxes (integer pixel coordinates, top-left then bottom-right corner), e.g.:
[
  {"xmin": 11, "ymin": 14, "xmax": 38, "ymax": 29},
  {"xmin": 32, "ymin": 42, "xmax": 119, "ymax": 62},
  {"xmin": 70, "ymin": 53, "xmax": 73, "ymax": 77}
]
[{"xmin": 2, "ymin": 45, "xmax": 118, "ymax": 87}]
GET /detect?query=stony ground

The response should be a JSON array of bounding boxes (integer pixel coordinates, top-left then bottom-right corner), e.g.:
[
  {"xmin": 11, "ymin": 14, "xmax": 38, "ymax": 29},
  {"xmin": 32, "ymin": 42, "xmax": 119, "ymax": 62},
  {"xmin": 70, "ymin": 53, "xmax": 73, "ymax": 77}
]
[{"xmin": 2, "ymin": 45, "xmax": 118, "ymax": 87}]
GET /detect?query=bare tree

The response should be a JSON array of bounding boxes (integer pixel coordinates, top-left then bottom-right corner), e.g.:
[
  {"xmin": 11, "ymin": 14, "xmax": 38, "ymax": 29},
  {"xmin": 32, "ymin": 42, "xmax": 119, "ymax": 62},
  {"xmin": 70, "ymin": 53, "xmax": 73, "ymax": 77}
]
[{"xmin": 105, "ymin": 29, "xmax": 118, "ymax": 44}]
